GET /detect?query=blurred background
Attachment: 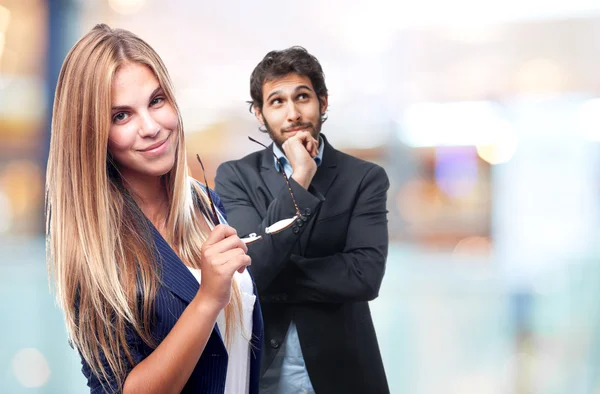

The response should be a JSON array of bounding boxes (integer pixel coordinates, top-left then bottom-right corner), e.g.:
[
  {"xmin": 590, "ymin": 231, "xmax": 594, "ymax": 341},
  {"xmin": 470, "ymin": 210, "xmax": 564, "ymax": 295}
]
[{"xmin": 2, "ymin": 0, "xmax": 600, "ymax": 393}]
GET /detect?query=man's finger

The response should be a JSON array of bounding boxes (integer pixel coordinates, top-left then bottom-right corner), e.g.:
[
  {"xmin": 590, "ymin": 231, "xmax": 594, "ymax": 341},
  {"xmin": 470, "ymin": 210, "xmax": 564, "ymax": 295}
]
[
  {"xmin": 306, "ymin": 141, "xmax": 315, "ymax": 157},
  {"xmin": 295, "ymin": 132, "xmax": 317, "ymax": 151},
  {"xmin": 296, "ymin": 130, "xmax": 316, "ymax": 143},
  {"xmin": 306, "ymin": 138, "xmax": 318, "ymax": 157}
]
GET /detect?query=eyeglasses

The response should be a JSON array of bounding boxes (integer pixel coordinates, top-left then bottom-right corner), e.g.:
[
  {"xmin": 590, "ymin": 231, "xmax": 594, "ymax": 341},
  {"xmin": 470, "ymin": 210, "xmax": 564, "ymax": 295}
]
[
  {"xmin": 196, "ymin": 134, "xmax": 303, "ymax": 245},
  {"xmin": 247, "ymin": 136, "xmax": 302, "ymax": 234},
  {"xmin": 196, "ymin": 154, "xmax": 263, "ymax": 244}
]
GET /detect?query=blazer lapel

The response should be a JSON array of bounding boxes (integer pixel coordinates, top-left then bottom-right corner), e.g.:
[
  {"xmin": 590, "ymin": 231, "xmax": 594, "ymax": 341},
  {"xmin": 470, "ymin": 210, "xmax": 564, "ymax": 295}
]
[
  {"xmin": 259, "ymin": 145, "xmax": 287, "ymax": 199},
  {"xmin": 297, "ymin": 135, "xmax": 339, "ymax": 254},
  {"xmin": 152, "ymin": 227, "xmax": 199, "ymax": 304},
  {"xmin": 151, "ymin": 227, "xmax": 226, "ymax": 344},
  {"xmin": 311, "ymin": 134, "xmax": 338, "ymax": 199}
]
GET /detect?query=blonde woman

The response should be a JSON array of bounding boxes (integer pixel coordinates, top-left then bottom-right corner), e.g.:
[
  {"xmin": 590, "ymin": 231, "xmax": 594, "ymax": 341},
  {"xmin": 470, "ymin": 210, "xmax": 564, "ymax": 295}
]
[{"xmin": 45, "ymin": 24, "xmax": 263, "ymax": 394}]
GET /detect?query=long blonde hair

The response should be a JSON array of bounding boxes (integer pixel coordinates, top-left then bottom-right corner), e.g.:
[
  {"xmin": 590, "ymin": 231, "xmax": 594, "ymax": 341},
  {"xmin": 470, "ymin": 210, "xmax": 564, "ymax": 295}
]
[{"xmin": 45, "ymin": 24, "xmax": 241, "ymax": 391}]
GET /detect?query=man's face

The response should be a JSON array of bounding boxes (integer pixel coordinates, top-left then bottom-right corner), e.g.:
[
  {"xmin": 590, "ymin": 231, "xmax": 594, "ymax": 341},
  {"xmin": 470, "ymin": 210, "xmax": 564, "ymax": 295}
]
[{"xmin": 255, "ymin": 73, "xmax": 327, "ymax": 149}]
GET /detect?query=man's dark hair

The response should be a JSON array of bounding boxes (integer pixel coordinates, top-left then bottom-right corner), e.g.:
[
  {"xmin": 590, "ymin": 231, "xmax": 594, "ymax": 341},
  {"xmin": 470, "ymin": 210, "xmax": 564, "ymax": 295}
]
[{"xmin": 249, "ymin": 46, "xmax": 328, "ymax": 115}]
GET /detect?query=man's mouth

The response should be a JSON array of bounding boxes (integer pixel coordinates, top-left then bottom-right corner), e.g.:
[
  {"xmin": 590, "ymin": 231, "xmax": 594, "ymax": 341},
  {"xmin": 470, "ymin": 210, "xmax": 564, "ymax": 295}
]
[{"xmin": 284, "ymin": 124, "xmax": 312, "ymax": 133}]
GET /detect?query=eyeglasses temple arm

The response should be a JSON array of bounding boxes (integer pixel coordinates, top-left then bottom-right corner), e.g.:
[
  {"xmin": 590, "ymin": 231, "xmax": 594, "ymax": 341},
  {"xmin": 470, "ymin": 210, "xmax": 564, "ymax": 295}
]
[
  {"xmin": 248, "ymin": 137, "xmax": 302, "ymax": 217},
  {"xmin": 196, "ymin": 154, "xmax": 220, "ymax": 225}
]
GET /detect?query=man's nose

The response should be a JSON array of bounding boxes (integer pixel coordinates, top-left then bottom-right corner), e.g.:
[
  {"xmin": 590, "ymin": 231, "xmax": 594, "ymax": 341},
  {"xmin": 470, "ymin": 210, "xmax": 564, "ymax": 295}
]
[{"xmin": 286, "ymin": 102, "xmax": 301, "ymax": 123}]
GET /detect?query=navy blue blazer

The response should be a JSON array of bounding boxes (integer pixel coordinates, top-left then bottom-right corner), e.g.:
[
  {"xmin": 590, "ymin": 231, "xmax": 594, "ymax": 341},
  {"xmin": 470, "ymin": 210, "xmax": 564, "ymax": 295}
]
[{"xmin": 81, "ymin": 187, "xmax": 264, "ymax": 393}]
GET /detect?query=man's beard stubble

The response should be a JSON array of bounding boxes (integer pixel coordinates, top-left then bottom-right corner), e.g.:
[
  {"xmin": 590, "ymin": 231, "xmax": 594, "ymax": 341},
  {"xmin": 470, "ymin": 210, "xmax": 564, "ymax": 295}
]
[{"xmin": 263, "ymin": 116, "xmax": 323, "ymax": 151}]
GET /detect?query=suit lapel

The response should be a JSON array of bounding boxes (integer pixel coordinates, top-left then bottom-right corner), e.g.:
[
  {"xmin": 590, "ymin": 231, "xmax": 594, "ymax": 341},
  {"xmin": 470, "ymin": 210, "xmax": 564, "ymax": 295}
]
[
  {"xmin": 259, "ymin": 146, "xmax": 287, "ymax": 199},
  {"xmin": 301, "ymin": 135, "xmax": 339, "ymax": 253},
  {"xmin": 311, "ymin": 134, "xmax": 338, "ymax": 200},
  {"xmin": 311, "ymin": 164, "xmax": 337, "ymax": 198}
]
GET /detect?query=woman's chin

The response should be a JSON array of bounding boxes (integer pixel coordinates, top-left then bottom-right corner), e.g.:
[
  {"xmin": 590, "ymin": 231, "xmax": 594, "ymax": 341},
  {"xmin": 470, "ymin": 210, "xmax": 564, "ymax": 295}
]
[{"xmin": 136, "ymin": 159, "xmax": 176, "ymax": 178}]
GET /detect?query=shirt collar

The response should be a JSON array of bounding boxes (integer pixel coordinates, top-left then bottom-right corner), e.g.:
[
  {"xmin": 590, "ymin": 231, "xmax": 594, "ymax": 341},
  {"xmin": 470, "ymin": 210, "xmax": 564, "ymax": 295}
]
[{"xmin": 272, "ymin": 135, "xmax": 324, "ymax": 170}]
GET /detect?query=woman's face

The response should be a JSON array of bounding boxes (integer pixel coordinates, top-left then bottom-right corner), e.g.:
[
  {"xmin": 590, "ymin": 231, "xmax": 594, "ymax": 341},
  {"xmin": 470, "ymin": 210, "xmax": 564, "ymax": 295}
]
[{"xmin": 107, "ymin": 62, "xmax": 179, "ymax": 181}]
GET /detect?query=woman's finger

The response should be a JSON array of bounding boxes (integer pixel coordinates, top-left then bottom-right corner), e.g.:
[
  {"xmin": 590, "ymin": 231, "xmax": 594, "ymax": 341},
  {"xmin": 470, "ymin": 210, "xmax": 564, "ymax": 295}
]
[
  {"xmin": 208, "ymin": 247, "xmax": 247, "ymax": 267},
  {"xmin": 226, "ymin": 254, "xmax": 251, "ymax": 275},
  {"xmin": 204, "ymin": 229, "xmax": 248, "ymax": 256},
  {"xmin": 203, "ymin": 224, "xmax": 237, "ymax": 247}
]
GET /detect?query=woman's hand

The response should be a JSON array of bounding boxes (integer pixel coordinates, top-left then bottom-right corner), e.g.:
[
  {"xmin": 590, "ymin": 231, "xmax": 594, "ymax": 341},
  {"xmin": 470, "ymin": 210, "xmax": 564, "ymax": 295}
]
[{"xmin": 195, "ymin": 224, "xmax": 251, "ymax": 310}]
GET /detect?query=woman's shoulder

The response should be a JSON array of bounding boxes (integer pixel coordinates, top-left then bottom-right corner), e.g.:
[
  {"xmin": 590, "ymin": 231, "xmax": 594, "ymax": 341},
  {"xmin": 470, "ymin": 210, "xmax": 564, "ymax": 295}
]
[
  {"xmin": 190, "ymin": 177, "xmax": 220, "ymax": 199},
  {"xmin": 189, "ymin": 177, "xmax": 227, "ymax": 222}
]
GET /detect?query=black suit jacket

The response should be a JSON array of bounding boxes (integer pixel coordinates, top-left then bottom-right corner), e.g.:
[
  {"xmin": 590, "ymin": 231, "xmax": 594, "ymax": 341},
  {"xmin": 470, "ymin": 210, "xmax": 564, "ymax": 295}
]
[{"xmin": 215, "ymin": 134, "xmax": 390, "ymax": 394}]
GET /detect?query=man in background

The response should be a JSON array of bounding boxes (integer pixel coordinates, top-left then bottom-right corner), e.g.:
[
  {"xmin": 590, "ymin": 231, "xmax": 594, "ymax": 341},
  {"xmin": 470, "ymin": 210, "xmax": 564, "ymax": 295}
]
[{"xmin": 215, "ymin": 46, "xmax": 390, "ymax": 394}]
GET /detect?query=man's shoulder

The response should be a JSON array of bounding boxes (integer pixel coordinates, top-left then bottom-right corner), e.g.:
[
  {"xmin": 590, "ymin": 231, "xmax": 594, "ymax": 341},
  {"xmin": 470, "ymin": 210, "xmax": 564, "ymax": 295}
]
[
  {"xmin": 218, "ymin": 149, "xmax": 264, "ymax": 172},
  {"xmin": 333, "ymin": 148, "xmax": 386, "ymax": 176}
]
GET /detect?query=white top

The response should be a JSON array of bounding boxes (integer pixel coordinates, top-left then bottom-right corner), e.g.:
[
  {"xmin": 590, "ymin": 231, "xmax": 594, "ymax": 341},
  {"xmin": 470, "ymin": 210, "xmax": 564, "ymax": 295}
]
[
  {"xmin": 187, "ymin": 266, "xmax": 255, "ymax": 394},
  {"xmin": 190, "ymin": 206, "xmax": 256, "ymax": 394}
]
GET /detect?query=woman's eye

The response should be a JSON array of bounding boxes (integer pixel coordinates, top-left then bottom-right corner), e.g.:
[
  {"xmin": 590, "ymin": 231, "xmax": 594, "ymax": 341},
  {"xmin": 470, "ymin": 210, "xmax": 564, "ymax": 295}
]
[
  {"xmin": 151, "ymin": 97, "xmax": 165, "ymax": 106},
  {"xmin": 112, "ymin": 112, "xmax": 128, "ymax": 123}
]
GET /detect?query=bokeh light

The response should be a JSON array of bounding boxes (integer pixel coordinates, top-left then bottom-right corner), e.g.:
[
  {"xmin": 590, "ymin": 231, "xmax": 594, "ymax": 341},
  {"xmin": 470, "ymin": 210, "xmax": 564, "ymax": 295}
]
[
  {"xmin": 11, "ymin": 348, "xmax": 51, "ymax": 388},
  {"xmin": 108, "ymin": 0, "xmax": 146, "ymax": 15}
]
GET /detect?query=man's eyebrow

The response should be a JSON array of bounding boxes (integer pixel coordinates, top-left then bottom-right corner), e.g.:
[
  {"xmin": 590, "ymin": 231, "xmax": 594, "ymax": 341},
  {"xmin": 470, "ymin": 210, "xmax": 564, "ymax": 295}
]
[
  {"xmin": 294, "ymin": 85, "xmax": 313, "ymax": 93},
  {"xmin": 266, "ymin": 90, "xmax": 283, "ymax": 102},
  {"xmin": 266, "ymin": 85, "xmax": 314, "ymax": 102}
]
